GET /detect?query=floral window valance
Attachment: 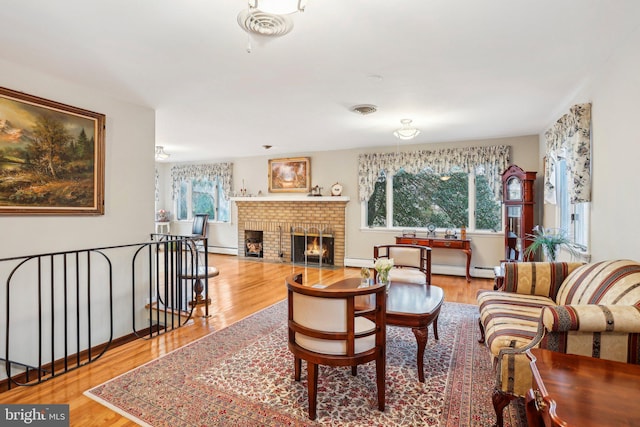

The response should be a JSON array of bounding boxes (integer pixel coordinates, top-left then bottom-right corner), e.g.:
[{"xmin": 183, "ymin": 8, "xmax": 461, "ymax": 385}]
[
  {"xmin": 358, "ymin": 145, "xmax": 510, "ymax": 202},
  {"xmin": 154, "ymin": 167, "xmax": 159, "ymax": 202},
  {"xmin": 171, "ymin": 162, "xmax": 233, "ymax": 200},
  {"xmin": 543, "ymin": 103, "xmax": 591, "ymax": 204}
]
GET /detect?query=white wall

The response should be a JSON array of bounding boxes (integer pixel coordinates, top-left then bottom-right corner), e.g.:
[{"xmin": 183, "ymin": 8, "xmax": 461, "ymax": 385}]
[
  {"xmin": 541, "ymin": 24, "xmax": 640, "ymax": 261},
  {"xmin": 589, "ymin": 27, "xmax": 640, "ymax": 261},
  {"xmin": 0, "ymin": 59, "xmax": 156, "ymax": 370}
]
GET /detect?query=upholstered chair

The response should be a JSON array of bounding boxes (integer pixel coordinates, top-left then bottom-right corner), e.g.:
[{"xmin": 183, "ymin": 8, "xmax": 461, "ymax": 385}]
[
  {"xmin": 286, "ymin": 274, "xmax": 386, "ymax": 420},
  {"xmin": 373, "ymin": 244, "xmax": 432, "ymax": 285}
]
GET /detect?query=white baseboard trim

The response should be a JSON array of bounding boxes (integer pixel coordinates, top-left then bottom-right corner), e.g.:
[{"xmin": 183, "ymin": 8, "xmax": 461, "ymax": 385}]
[
  {"xmin": 207, "ymin": 246, "xmax": 239, "ymax": 255},
  {"xmin": 343, "ymin": 258, "xmax": 494, "ymax": 279}
]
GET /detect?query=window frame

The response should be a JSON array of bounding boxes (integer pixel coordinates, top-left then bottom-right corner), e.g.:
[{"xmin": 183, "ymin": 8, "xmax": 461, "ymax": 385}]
[
  {"xmin": 175, "ymin": 177, "xmax": 230, "ymax": 223},
  {"xmin": 556, "ymin": 157, "xmax": 589, "ymax": 251},
  {"xmin": 361, "ymin": 169, "xmax": 501, "ymax": 233}
]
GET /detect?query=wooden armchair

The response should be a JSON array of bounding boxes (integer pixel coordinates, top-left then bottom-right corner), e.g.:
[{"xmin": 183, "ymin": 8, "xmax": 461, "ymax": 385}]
[
  {"xmin": 374, "ymin": 244, "xmax": 432, "ymax": 285},
  {"xmin": 286, "ymin": 274, "xmax": 386, "ymax": 420}
]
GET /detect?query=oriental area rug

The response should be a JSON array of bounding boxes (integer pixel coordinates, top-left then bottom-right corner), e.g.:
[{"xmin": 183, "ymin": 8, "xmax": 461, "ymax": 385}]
[{"xmin": 85, "ymin": 301, "xmax": 526, "ymax": 426}]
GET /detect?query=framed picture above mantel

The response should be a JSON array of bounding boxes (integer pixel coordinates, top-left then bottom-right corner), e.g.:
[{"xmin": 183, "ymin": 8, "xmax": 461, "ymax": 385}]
[
  {"xmin": 268, "ymin": 157, "xmax": 311, "ymax": 193},
  {"xmin": 0, "ymin": 87, "xmax": 105, "ymax": 215}
]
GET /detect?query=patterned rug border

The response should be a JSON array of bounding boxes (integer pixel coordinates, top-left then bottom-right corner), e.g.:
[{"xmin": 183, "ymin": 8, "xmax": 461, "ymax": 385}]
[{"xmin": 85, "ymin": 300, "xmax": 525, "ymax": 426}]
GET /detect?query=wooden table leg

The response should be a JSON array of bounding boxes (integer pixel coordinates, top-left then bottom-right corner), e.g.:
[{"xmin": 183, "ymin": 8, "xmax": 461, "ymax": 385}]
[
  {"xmin": 463, "ymin": 248, "xmax": 472, "ymax": 282},
  {"xmin": 412, "ymin": 326, "xmax": 429, "ymax": 382}
]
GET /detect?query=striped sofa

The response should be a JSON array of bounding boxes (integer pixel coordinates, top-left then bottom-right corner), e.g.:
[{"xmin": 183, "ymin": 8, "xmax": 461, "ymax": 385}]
[{"xmin": 477, "ymin": 260, "xmax": 640, "ymax": 427}]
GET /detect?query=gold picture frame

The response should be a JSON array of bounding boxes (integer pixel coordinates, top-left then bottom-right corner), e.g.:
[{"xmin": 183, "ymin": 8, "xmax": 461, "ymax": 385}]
[
  {"xmin": 0, "ymin": 87, "xmax": 105, "ymax": 215},
  {"xmin": 268, "ymin": 157, "xmax": 311, "ymax": 193}
]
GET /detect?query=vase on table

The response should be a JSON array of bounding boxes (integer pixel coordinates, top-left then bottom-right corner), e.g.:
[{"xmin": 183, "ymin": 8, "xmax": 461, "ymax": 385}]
[
  {"xmin": 377, "ymin": 269, "xmax": 391, "ymax": 292},
  {"xmin": 374, "ymin": 257, "xmax": 394, "ymax": 292}
]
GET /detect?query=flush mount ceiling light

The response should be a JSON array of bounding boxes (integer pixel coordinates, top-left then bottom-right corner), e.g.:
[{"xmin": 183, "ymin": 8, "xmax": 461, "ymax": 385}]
[
  {"xmin": 238, "ymin": 0, "xmax": 307, "ymax": 41},
  {"xmin": 393, "ymin": 119, "xmax": 421, "ymax": 140},
  {"xmin": 350, "ymin": 104, "xmax": 378, "ymax": 115},
  {"xmin": 155, "ymin": 146, "xmax": 170, "ymax": 161}
]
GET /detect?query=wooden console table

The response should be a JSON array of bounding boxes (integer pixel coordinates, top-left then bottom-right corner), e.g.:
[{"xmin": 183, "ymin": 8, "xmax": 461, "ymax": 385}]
[
  {"xmin": 395, "ymin": 236, "xmax": 472, "ymax": 281},
  {"xmin": 526, "ymin": 348, "xmax": 640, "ymax": 426}
]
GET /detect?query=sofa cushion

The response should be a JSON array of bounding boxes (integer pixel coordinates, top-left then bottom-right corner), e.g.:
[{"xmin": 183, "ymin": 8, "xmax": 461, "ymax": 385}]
[
  {"xmin": 478, "ymin": 290, "xmax": 556, "ymax": 357},
  {"xmin": 556, "ymin": 260, "xmax": 640, "ymax": 305},
  {"xmin": 502, "ymin": 261, "xmax": 583, "ymax": 299},
  {"xmin": 539, "ymin": 305, "xmax": 640, "ymax": 363}
]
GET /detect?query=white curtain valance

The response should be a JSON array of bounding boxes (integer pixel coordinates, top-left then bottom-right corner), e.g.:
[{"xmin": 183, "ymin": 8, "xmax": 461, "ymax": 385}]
[
  {"xmin": 358, "ymin": 145, "xmax": 510, "ymax": 202},
  {"xmin": 170, "ymin": 162, "xmax": 233, "ymax": 200},
  {"xmin": 543, "ymin": 103, "xmax": 591, "ymax": 204}
]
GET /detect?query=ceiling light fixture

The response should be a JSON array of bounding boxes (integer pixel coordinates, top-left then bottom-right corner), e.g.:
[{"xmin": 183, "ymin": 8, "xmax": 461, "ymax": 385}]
[
  {"xmin": 155, "ymin": 146, "xmax": 170, "ymax": 161},
  {"xmin": 351, "ymin": 104, "xmax": 378, "ymax": 115},
  {"xmin": 393, "ymin": 119, "xmax": 421, "ymax": 140},
  {"xmin": 238, "ymin": 0, "xmax": 306, "ymax": 41}
]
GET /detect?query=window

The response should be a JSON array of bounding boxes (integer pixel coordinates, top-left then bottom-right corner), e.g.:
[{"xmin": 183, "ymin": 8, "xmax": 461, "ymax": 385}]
[
  {"xmin": 176, "ymin": 177, "xmax": 230, "ymax": 222},
  {"xmin": 366, "ymin": 168, "xmax": 501, "ymax": 231},
  {"xmin": 557, "ymin": 158, "xmax": 589, "ymax": 250}
]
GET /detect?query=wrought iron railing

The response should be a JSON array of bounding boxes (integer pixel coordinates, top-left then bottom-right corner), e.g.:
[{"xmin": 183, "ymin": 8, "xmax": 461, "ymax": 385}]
[{"xmin": 1, "ymin": 235, "xmax": 210, "ymax": 390}]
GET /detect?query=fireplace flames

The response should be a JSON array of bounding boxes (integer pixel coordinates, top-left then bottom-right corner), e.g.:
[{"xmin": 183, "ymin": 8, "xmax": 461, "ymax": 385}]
[
  {"xmin": 304, "ymin": 237, "xmax": 327, "ymax": 257},
  {"xmin": 246, "ymin": 242, "xmax": 263, "ymax": 254}
]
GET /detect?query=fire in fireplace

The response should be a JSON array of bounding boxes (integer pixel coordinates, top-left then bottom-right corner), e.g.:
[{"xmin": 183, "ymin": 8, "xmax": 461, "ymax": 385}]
[
  {"xmin": 245, "ymin": 230, "xmax": 263, "ymax": 258},
  {"xmin": 291, "ymin": 227, "xmax": 334, "ymax": 266}
]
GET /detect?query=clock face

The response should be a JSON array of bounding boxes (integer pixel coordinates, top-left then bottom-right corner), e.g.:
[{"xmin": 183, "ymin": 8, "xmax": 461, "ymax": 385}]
[
  {"xmin": 506, "ymin": 177, "xmax": 522, "ymax": 201},
  {"xmin": 331, "ymin": 183, "xmax": 342, "ymax": 196}
]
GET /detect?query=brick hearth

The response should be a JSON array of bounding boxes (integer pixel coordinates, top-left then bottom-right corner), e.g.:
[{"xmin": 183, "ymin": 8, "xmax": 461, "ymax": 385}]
[{"xmin": 232, "ymin": 196, "xmax": 350, "ymax": 266}]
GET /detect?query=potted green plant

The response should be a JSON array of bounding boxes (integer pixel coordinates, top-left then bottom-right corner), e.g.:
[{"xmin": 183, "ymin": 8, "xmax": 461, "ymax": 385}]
[{"xmin": 524, "ymin": 225, "xmax": 577, "ymax": 261}]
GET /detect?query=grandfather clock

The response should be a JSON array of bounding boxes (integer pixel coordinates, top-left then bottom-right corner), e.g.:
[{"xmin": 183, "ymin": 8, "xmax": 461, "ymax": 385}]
[{"xmin": 502, "ymin": 165, "xmax": 536, "ymax": 261}]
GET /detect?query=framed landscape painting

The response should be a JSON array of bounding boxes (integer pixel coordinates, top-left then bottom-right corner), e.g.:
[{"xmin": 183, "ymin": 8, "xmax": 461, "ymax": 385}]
[
  {"xmin": 268, "ymin": 157, "xmax": 311, "ymax": 193},
  {"xmin": 0, "ymin": 87, "xmax": 105, "ymax": 215}
]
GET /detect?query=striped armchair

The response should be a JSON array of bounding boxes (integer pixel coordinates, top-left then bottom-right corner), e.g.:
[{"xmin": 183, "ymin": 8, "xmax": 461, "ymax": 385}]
[{"xmin": 477, "ymin": 260, "xmax": 640, "ymax": 427}]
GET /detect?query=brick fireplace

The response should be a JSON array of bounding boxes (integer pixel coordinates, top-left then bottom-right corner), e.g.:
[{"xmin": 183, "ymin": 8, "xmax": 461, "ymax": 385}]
[{"xmin": 232, "ymin": 196, "xmax": 349, "ymax": 266}]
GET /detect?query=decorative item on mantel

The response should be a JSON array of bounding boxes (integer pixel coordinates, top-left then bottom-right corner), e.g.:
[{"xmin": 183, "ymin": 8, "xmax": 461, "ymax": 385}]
[
  {"xmin": 330, "ymin": 182, "xmax": 343, "ymax": 196},
  {"xmin": 308, "ymin": 185, "xmax": 323, "ymax": 196},
  {"xmin": 240, "ymin": 179, "xmax": 247, "ymax": 197}
]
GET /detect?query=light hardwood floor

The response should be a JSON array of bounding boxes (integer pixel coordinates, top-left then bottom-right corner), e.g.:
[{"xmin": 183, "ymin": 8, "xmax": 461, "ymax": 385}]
[{"xmin": 1, "ymin": 254, "xmax": 493, "ymax": 426}]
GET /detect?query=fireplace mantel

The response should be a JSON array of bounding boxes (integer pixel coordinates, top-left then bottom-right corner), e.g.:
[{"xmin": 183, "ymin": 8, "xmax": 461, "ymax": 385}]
[{"xmin": 231, "ymin": 196, "xmax": 350, "ymax": 202}]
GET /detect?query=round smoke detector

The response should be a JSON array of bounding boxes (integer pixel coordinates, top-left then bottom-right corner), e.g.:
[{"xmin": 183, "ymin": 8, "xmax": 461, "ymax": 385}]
[
  {"xmin": 351, "ymin": 104, "xmax": 378, "ymax": 115},
  {"xmin": 237, "ymin": 9, "xmax": 294, "ymax": 37}
]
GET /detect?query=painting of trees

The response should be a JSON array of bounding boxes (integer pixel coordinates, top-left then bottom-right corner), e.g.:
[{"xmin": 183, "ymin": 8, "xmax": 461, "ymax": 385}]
[{"xmin": 0, "ymin": 87, "xmax": 104, "ymax": 214}]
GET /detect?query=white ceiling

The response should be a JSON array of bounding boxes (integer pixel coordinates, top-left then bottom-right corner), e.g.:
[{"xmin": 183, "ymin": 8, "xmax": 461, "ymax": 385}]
[{"xmin": 1, "ymin": 1, "xmax": 639, "ymax": 162}]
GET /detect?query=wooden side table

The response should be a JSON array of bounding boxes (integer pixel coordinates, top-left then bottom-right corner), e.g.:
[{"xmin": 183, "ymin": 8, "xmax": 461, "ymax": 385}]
[{"xmin": 526, "ymin": 348, "xmax": 640, "ymax": 426}]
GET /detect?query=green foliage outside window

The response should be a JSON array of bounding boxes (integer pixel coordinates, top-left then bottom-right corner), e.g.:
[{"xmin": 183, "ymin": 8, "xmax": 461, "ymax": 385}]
[
  {"xmin": 475, "ymin": 174, "xmax": 502, "ymax": 231},
  {"xmin": 176, "ymin": 178, "xmax": 230, "ymax": 222},
  {"xmin": 366, "ymin": 172, "xmax": 387, "ymax": 227},
  {"xmin": 392, "ymin": 170, "xmax": 468, "ymax": 228},
  {"xmin": 192, "ymin": 179, "xmax": 215, "ymax": 218},
  {"xmin": 367, "ymin": 168, "xmax": 502, "ymax": 231}
]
